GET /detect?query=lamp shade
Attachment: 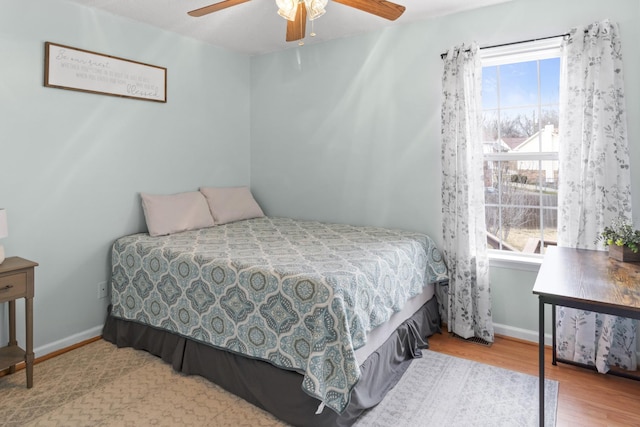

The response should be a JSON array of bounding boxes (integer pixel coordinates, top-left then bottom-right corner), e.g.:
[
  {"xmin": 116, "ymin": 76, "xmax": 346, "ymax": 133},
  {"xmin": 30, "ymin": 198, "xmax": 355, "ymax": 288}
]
[
  {"xmin": 305, "ymin": 0, "xmax": 327, "ymax": 20},
  {"xmin": 0, "ymin": 209, "xmax": 7, "ymax": 239},
  {"xmin": 276, "ymin": 0, "xmax": 298, "ymax": 21}
]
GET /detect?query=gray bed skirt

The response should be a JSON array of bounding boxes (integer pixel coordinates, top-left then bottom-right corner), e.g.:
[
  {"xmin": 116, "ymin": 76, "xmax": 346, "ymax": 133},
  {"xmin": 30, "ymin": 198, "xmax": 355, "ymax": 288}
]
[{"xmin": 102, "ymin": 296, "xmax": 441, "ymax": 427}]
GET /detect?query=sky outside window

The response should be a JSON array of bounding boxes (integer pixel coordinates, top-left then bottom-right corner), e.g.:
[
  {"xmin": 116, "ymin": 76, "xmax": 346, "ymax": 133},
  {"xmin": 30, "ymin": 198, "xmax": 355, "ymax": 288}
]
[
  {"xmin": 482, "ymin": 58, "xmax": 560, "ymax": 140},
  {"xmin": 482, "ymin": 58, "xmax": 560, "ymax": 109}
]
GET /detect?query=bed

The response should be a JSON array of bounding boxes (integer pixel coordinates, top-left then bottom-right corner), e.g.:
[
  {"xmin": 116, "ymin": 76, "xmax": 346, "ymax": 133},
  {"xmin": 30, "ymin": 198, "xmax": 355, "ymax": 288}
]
[{"xmin": 102, "ymin": 216, "xmax": 448, "ymax": 426}]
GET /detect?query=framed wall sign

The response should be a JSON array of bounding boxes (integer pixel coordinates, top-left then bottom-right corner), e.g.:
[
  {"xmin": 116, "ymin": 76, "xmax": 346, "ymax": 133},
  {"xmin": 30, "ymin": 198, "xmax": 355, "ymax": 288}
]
[{"xmin": 44, "ymin": 42, "xmax": 167, "ymax": 103}]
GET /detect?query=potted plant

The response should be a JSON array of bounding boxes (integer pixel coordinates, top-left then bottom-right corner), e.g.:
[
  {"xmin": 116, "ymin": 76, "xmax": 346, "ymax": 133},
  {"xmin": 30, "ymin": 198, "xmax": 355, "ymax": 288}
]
[{"xmin": 596, "ymin": 217, "xmax": 640, "ymax": 262}]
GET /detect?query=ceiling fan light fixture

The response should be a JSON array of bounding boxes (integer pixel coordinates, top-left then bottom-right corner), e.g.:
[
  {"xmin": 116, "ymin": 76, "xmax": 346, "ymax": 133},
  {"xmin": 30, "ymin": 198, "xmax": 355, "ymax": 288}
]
[
  {"xmin": 276, "ymin": 0, "xmax": 298, "ymax": 21},
  {"xmin": 304, "ymin": 0, "xmax": 327, "ymax": 20}
]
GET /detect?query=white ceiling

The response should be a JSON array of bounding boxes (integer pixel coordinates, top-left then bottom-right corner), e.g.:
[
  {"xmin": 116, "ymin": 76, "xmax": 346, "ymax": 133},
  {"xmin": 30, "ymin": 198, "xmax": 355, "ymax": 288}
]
[{"xmin": 67, "ymin": 0, "xmax": 511, "ymax": 56}]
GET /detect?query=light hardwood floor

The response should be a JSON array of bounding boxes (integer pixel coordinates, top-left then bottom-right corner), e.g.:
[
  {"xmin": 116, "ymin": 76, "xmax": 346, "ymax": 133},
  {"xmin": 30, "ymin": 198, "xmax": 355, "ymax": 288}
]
[{"xmin": 428, "ymin": 332, "xmax": 640, "ymax": 427}]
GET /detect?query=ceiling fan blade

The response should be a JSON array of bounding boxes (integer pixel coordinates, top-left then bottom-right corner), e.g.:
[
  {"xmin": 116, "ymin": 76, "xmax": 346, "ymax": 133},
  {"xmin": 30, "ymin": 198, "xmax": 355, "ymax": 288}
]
[
  {"xmin": 332, "ymin": 0, "xmax": 405, "ymax": 21},
  {"xmin": 188, "ymin": 0, "xmax": 251, "ymax": 17},
  {"xmin": 285, "ymin": 2, "xmax": 307, "ymax": 42}
]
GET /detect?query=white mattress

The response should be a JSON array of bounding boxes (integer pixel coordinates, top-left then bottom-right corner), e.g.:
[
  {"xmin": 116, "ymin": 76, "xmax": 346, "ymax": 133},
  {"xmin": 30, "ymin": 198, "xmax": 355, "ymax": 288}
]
[{"xmin": 354, "ymin": 282, "xmax": 435, "ymax": 364}]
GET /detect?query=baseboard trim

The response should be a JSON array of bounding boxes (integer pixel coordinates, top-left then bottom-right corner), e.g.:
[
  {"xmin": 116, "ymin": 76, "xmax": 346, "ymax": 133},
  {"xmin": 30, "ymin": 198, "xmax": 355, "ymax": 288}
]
[
  {"xmin": 35, "ymin": 325, "xmax": 104, "ymax": 359},
  {"xmin": 0, "ymin": 326, "xmax": 104, "ymax": 378},
  {"xmin": 493, "ymin": 322, "xmax": 552, "ymax": 346}
]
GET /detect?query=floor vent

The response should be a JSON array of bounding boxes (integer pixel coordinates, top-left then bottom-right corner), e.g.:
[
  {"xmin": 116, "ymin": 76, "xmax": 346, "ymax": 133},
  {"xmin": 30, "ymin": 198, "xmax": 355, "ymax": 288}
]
[{"xmin": 451, "ymin": 333, "xmax": 492, "ymax": 347}]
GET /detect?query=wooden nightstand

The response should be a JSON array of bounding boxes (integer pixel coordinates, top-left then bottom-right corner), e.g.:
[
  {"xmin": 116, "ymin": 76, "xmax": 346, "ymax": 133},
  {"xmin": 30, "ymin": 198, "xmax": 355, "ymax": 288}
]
[{"xmin": 0, "ymin": 256, "xmax": 38, "ymax": 388}]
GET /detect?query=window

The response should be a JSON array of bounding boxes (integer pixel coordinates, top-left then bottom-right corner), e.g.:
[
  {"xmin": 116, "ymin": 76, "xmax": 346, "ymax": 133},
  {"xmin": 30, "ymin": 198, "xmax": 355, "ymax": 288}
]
[{"xmin": 480, "ymin": 38, "xmax": 562, "ymax": 256}]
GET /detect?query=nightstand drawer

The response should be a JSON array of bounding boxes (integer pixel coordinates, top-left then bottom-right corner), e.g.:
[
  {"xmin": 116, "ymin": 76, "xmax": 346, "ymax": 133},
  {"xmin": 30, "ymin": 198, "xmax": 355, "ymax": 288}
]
[{"xmin": 0, "ymin": 272, "xmax": 27, "ymax": 301}]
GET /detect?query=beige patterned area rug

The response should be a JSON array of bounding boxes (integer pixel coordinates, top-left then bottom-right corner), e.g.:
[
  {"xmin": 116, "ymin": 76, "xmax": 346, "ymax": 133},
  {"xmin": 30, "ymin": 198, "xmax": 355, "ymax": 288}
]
[{"xmin": 0, "ymin": 339, "xmax": 558, "ymax": 427}]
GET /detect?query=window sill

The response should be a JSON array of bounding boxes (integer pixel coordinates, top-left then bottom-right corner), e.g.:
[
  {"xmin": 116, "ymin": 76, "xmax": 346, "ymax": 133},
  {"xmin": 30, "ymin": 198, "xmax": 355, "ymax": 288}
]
[{"xmin": 488, "ymin": 250, "xmax": 543, "ymax": 272}]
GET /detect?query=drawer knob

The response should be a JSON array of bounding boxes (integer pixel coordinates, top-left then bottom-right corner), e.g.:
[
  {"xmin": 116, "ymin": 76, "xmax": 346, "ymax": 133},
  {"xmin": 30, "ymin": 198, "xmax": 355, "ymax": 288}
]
[{"xmin": 0, "ymin": 284, "xmax": 14, "ymax": 292}]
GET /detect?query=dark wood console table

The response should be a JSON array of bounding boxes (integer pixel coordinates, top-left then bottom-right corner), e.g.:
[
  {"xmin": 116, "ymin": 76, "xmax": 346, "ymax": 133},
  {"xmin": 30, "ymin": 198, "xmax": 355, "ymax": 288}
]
[{"xmin": 533, "ymin": 246, "xmax": 640, "ymax": 426}]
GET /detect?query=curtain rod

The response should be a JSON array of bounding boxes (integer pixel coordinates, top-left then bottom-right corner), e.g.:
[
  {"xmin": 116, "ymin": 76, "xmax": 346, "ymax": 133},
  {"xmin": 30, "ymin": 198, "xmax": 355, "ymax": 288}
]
[{"xmin": 440, "ymin": 33, "xmax": 570, "ymax": 59}]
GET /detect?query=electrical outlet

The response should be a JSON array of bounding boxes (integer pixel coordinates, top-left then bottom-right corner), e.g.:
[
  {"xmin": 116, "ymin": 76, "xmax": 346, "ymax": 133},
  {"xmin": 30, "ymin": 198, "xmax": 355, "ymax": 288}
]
[{"xmin": 98, "ymin": 281, "xmax": 108, "ymax": 299}]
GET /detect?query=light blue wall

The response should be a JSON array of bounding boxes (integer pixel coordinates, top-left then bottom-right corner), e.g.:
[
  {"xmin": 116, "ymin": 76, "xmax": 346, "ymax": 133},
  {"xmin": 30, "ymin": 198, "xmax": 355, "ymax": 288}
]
[
  {"xmin": 250, "ymin": 0, "xmax": 640, "ymax": 341},
  {"xmin": 2, "ymin": 0, "xmax": 638, "ymax": 356},
  {"xmin": 0, "ymin": 0, "xmax": 251, "ymax": 354}
]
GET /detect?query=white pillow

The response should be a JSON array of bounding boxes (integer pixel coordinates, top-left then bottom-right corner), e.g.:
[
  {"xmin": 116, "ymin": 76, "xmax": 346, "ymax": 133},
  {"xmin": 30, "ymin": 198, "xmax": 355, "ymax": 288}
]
[
  {"xmin": 140, "ymin": 191, "xmax": 215, "ymax": 236},
  {"xmin": 199, "ymin": 186, "xmax": 264, "ymax": 225}
]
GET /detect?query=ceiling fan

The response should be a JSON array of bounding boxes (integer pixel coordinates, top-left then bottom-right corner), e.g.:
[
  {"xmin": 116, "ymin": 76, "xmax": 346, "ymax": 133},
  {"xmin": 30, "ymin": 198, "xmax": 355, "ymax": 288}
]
[{"xmin": 187, "ymin": 0, "xmax": 406, "ymax": 43}]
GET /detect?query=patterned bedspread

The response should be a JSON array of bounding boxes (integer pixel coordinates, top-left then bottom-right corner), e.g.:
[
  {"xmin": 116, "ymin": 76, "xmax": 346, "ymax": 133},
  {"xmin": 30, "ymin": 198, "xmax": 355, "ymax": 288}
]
[{"xmin": 110, "ymin": 217, "xmax": 447, "ymax": 413}]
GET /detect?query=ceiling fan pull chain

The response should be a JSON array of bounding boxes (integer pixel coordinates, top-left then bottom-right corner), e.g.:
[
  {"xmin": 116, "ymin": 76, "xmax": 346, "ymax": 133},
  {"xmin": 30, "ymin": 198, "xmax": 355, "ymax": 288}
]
[
  {"xmin": 310, "ymin": 19, "xmax": 316, "ymax": 37},
  {"xmin": 298, "ymin": 6, "xmax": 304, "ymax": 46}
]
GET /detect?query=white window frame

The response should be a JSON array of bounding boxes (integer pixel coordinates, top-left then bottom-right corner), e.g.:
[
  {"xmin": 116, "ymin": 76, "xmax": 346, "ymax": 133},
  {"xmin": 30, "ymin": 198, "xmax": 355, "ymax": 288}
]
[{"xmin": 480, "ymin": 37, "xmax": 564, "ymax": 271}]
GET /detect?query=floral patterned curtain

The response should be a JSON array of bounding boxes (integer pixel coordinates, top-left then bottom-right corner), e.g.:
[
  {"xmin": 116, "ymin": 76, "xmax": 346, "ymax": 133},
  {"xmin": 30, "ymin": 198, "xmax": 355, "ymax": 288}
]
[
  {"xmin": 440, "ymin": 43, "xmax": 494, "ymax": 343},
  {"xmin": 556, "ymin": 20, "xmax": 637, "ymax": 372}
]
